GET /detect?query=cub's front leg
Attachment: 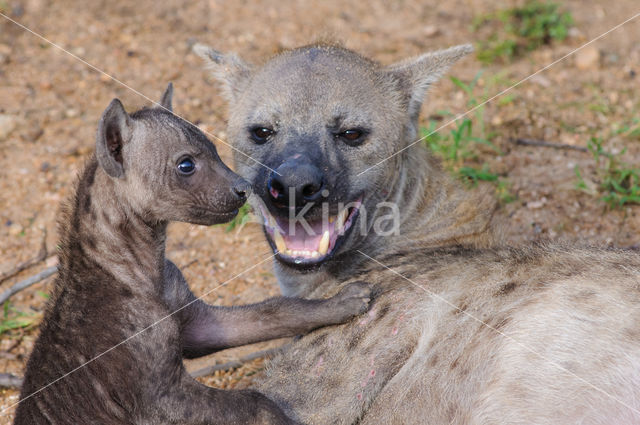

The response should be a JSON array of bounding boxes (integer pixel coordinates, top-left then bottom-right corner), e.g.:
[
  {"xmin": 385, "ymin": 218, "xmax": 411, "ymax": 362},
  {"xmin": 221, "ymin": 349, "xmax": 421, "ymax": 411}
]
[
  {"xmin": 182, "ymin": 281, "xmax": 372, "ymax": 358},
  {"xmin": 162, "ymin": 261, "xmax": 371, "ymax": 358}
]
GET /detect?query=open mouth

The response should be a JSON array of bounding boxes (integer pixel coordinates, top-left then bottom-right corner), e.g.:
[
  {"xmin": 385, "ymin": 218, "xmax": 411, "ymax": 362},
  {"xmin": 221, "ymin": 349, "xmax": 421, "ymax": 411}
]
[{"xmin": 260, "ymin": 197, "xmax": 362, "ymax": 267}]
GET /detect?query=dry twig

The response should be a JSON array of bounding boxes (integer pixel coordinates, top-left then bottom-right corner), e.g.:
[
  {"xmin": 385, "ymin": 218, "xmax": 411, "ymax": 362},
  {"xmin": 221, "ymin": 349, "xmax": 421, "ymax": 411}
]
[
  {"xmin": 190, "ymin": 344, "xmax": 290, "ymax": 378},
  {"xmin": 0, "ymin": 229, "xmax": 50, "ymax": 284},
  {"xmin": 0, "ymin": 266, "xmax": 58, "ymax": 305},
  {"xmin": 512, "ymin": 138, "xmax": 588, "ymax": 152},
  {"xmin": 0, "ymin": 373, "xmax": 23, "ymax": 389}
]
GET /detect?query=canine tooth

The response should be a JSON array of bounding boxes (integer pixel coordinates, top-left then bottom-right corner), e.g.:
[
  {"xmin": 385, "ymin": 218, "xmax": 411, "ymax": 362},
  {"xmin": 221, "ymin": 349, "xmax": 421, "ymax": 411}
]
[
  {"xmin": 336, "ymin": 208, "xmax": 349, "ymax": 231},
  {"xmin": 311, "ymin": 251, "xmax": 319, "ymax": 258},
  {"xmin": 274, "ymin": 230, "xmax": 286, "ymax": 253},
  {"xmin": 285, "ymin": 249, "xmax": 293, "ymax": 256},
  {"xmin": 318, "ymin": 230, "xmax": 330, "ymax": 255}
]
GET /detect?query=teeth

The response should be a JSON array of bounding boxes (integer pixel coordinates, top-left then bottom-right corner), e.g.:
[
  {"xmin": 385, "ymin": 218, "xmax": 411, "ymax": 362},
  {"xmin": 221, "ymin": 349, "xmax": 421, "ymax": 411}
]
[
  {"xmin": 318, "ymin": 230, "xmax": 330, "ymax": 255},
  {"xmin": 281, "ymin": 249, "xmax": 321, "ymax": 259},
  {"xmin": 274, "ymin": 229, "xmax": 286, "ymax": 253},
  {"xmin": 336, "ymin": 208, "xmax": 349, "ymax": 232},
  {"xmin": 278, "ymin": 246, "xmax": 323, "ymax": 259}
]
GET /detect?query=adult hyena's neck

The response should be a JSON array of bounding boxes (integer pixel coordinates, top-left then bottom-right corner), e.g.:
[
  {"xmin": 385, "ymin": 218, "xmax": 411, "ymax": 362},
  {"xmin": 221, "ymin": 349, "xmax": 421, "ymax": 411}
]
[
  {"xmin": 383, "ymin": 147, "xmax": 498, "ymax": 252},
  {"xmin": 58, "ymin": 159, "xmax": 167, "ymax": 293}
]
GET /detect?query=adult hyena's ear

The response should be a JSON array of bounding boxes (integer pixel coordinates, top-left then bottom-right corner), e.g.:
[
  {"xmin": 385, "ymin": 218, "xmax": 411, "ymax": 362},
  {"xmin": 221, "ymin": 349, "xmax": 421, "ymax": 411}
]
[
  {"xmin": 193, "ymin": 43, "xmax": 252, "ymax": 103},
  {"xmin": 385, "ymin": 44, "xmax": 474, "ymax": 120},
  {"xmin": 158, "ymin": 82, "xmax": 173, "ymax": 112},
  {"xmin": 96, "ymin": 99, "xmax": 131, "ymax": 178}
]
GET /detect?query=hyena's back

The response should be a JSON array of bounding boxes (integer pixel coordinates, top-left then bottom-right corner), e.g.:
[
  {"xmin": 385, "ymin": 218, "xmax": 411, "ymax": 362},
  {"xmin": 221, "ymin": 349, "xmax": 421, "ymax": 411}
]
[{"xmin": 259, "ymin": 244, "xmax": 640, "ymax": 425}]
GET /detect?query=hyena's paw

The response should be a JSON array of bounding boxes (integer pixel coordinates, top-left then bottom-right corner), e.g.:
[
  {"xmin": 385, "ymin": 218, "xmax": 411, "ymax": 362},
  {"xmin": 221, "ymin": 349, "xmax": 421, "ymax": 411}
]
[{"xmin": 329, "ymin": 281, "xmax": 372, "ymax": 321}]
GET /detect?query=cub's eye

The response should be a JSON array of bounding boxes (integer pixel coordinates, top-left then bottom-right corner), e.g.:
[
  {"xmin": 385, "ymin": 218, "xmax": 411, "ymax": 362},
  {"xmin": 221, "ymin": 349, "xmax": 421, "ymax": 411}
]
[
  {"xmin": 249, "ymin": 127, "xmax": 275, "ymax": 144},
  {"xmin": 335, "ymin": 129, "xmax": 366, "ymax": 146},
  {"xmin": 177, "ymin": 157, "xmax": 196, "ymax": 176}
]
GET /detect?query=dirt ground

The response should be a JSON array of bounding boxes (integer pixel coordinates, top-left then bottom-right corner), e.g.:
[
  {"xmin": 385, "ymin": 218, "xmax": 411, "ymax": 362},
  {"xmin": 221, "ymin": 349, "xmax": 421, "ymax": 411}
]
[{"xmin": 0, "ymin": 0, "xmax": 639, "ymax": 422}]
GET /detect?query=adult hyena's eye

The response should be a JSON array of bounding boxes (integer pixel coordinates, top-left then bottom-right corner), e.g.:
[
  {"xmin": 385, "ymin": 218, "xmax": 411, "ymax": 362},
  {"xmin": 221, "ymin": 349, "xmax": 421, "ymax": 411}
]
[
  {"xmin": 249, "ymin": 127, "xmax": 275, "ymax": 144},
  {"xmin": 335, "ymin": 128, "xmax": 367, "ymax": 146},
  {"xmin": 177, "ymin": 157, "xmax": 196, "ymax": 175}
]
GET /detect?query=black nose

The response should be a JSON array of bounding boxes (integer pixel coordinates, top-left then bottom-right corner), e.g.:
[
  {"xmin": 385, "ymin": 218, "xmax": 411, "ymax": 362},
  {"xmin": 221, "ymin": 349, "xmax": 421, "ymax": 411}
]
[
  {"xmin": 268, "ymin": 159, "xmax": 325, "ymax": 207},
  {"xmin": 232, "ymin": 178, "xmax": 252, "ymax": 202}
]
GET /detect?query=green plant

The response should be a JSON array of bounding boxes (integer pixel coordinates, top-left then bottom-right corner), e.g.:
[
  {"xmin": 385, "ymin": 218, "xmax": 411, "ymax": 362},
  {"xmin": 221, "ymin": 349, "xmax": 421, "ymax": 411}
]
[
  {"xmin": 496, "ymin": 179, "xmax": 516, "ymax": 204},
  {"xmin": 474, "ymin": 1, "xmax": 573, "ymax": 64},
  {"xmin": 614, "ymin": 117, "xmax": 640, "ymax": 139},
  {"xmin": 0, "ymin": 302, "xmax": 37, "ymax": 335},
  {"xmin": 573, "ymin": 165, "xmax": 590, "ymax": 193},
  {"xmin": 220, "ymin": 203, "xmax": 253, "ymax": 232},
  {"xmin": 36, "ymin": 290, "xmax": 50, "ymax": 300},
  {"xmin": 423, "ymin": 72, "xmax": 499, "ymax": 167},
  {"xmin": 459, "ymin": 164, "xmax": 499, "ymax": 184},
  {"xmin": 575, "ymin": 137, "xmax": 640, "ymax": 208},
  {"xmin": 450, "ymin": 72, "xmax": 486, "ymax": 135},
  {"xmin": 497, "ymin": 93, "xmax": 517, "ymax": 106},
  {"xmin": 421, "ymin": 73, "xmax": 513, "ymax": 204}
]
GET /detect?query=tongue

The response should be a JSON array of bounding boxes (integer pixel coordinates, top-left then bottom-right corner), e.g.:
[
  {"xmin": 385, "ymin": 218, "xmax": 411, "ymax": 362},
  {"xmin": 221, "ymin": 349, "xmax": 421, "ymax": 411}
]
[{"xmin": 275, "ymin": 216, "xmax": 335, "ymax": 251}]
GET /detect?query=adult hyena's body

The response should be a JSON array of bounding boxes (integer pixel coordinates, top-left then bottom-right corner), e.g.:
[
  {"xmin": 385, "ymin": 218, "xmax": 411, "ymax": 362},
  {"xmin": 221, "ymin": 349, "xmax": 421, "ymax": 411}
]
[
  {"xmin": 261, "ymin": 245, "xmax": 640, "ymax": 424},
  {"xmin": 195, "ymin": 44, "xmax": 640, "ymax": 424}
]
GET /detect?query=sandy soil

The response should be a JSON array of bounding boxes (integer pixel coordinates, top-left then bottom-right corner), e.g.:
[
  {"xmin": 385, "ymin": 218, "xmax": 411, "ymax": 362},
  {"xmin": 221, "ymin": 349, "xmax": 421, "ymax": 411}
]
[{"xmin": 0, "ymin": 0, "xmax": 639, "ymax": 422}]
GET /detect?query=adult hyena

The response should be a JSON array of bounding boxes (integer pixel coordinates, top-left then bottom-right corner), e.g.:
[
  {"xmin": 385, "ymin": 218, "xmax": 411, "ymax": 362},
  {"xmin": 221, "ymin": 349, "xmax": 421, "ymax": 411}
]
[{"xmin": 195, "ymin": 43, "xmax": 640, "ymax": 424}]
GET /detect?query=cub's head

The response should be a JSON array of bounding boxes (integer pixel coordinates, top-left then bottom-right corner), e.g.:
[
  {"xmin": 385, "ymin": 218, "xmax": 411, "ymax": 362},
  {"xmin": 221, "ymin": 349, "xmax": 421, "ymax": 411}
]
[
  {"xmin": 195, "ymin": 44, "xmax": 471, "ymax": 271},
  {"xmin": 96, "ymin": 84, "xmax": 250, "ymax": 226}
]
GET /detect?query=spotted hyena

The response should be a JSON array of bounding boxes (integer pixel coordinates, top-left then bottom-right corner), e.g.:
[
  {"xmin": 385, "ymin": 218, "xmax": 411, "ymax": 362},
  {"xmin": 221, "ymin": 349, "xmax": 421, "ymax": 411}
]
[
  {"xmin": 196, "ymin": 43, "xmax": 640, "ymax": 424},
  {"xmin": 15, "ymin": 85, "xmax": 371, "ymax": 424}
]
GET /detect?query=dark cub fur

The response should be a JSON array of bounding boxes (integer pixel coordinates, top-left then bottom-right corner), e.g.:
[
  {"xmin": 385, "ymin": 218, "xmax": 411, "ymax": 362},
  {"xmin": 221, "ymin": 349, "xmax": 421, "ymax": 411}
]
[{"xmin": 15, "ymin": 85, "xmax": 371, "ymax": 424}]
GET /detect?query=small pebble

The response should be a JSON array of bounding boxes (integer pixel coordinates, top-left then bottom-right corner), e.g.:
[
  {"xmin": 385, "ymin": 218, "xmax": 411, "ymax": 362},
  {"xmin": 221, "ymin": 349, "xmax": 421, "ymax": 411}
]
[
  {"xmin": 0, "ymin": 114, "xmax": 18, "ymax": 141},
  {"xmin": 575, "ymin": 47, "xmax": 600, "ymax": 70},
  {"xmin": 422, "ymin": 25, "xmax": 440, "ymax": 38}
]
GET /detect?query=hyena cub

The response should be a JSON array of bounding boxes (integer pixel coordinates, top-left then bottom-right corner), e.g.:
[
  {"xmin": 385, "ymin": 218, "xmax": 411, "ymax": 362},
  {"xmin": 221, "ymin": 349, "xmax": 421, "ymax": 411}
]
[{"xmin": 14, "ymin": 84, "xmax": 371, "ymax": 425}]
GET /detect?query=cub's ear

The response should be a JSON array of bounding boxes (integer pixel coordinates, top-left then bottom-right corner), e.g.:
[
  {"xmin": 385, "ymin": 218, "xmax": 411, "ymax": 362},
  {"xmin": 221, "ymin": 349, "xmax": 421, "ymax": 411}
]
[
  {"xmin": 193, "ymin": 43, "xmax": 252, "ymax": 103},
  {"xmin": 96, "ymin": 99, "xmax": 131, "ymax": 178},
  {"xmin": 385, "ymin": 44, "xmax": 474, "ymax": 120},
  {"xmin": 158, "ymin": 82, "xmax": 173, "ymax": 112}
]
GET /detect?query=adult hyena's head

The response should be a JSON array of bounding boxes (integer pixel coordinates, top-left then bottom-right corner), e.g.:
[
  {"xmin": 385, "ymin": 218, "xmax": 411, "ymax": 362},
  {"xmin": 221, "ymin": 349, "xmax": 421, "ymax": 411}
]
[{"xmin": 195, "ymin": 43, "xmax": 471, "ymax": 282}]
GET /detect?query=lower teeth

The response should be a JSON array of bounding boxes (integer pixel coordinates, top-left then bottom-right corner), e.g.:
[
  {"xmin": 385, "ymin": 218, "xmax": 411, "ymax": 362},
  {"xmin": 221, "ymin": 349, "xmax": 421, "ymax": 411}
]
[
  {"xmin": 270, "ymin": 210, "xmax": 353, "ymax": 259},
  {"xmin": 284, "ymin": 249, "xmax": 320, "ymax": 258}
]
